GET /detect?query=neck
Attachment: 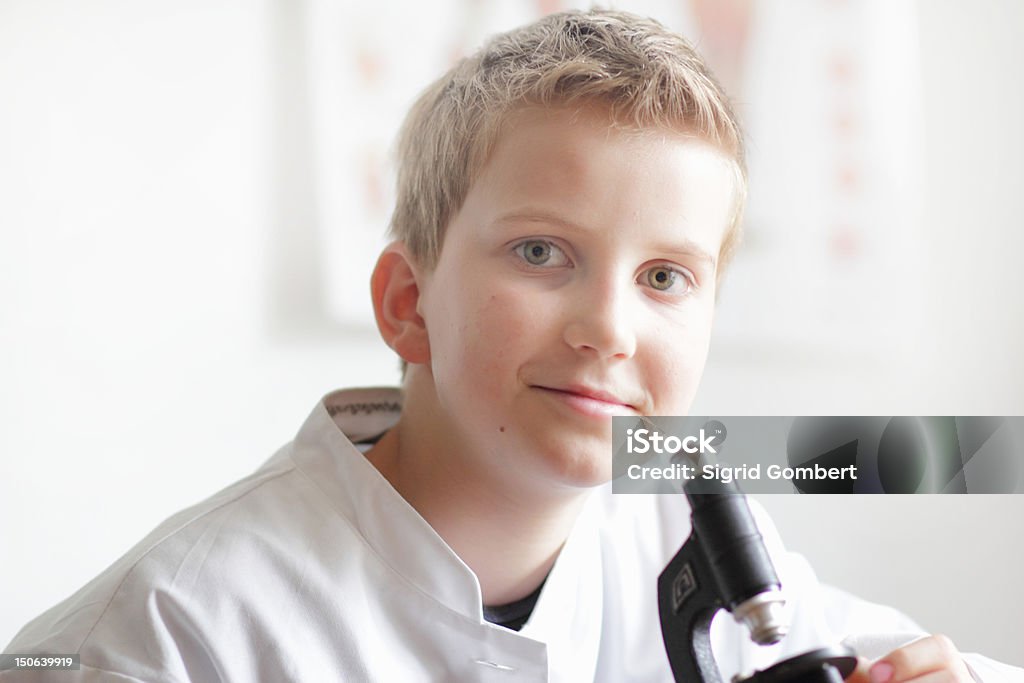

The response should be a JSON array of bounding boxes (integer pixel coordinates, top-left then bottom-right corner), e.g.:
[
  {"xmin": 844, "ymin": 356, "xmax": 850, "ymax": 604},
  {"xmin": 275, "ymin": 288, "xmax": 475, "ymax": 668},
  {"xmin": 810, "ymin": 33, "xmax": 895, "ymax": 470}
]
[{"xmin": 364, "ymin": 373, "xmax": 589, "ymax": 605}]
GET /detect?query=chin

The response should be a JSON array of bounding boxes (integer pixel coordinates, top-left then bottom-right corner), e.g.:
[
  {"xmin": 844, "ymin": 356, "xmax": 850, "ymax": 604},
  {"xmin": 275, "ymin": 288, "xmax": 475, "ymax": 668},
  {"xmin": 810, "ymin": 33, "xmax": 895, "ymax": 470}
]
[{"xmin": 536, "ymin": 442, "xmax": 613, "ymax": 491}]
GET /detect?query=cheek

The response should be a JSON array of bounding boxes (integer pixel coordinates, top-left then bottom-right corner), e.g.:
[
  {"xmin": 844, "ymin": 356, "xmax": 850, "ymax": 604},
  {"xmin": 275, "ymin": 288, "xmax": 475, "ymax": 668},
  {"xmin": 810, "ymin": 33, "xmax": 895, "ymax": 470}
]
[
  {"xmin": 432, "ymin": 280, "xmax": 552, "ymax": 399},
  {"xmin": 644, "ymin": 311, "xmax": 714, "ymax": 412},
  {"xmin": 466, "ymin": 288, "xmax": 547, "ymax": 375}
]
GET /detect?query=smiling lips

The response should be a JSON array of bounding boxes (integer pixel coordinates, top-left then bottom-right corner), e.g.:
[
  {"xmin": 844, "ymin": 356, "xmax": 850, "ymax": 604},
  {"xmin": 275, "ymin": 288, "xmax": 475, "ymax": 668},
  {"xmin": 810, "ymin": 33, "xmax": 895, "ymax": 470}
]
[{"xmin": 532, "ymin": 384, "xmax": 639, "ymax": 419}]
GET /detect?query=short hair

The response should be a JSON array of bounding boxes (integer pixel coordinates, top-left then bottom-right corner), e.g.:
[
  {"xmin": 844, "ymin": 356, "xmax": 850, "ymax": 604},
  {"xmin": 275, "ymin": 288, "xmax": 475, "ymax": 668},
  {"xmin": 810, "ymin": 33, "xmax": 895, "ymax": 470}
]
[{"xmin": 387, "ymin": 8, "xmax": 747, "ymax": 275}]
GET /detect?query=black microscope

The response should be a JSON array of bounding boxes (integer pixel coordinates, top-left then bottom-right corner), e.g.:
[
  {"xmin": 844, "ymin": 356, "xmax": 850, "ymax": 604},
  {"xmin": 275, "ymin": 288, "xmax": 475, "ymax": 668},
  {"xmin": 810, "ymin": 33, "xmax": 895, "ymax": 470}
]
[{"xmin": 658, "ymin": 474, "xmax": 859, "ymax": 682}]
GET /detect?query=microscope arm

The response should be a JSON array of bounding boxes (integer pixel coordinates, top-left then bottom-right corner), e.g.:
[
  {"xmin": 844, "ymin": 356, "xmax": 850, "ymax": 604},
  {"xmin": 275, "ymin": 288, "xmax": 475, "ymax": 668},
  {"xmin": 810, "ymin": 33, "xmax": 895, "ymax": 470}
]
[
  {"xmin": 658, "ymin": 479, "xmax": 857, "ymax": 682},
  {"xmin": 659, "ymin": 483, "xmax": 786, "ymax": 682}
]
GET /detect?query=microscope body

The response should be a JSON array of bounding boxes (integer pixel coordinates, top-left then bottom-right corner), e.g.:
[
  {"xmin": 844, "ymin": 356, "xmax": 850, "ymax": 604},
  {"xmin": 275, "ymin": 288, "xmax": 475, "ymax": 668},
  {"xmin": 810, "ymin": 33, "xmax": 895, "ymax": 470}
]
[{"xmin": 658, "ymin": 478, "xmax": 857, "ymax": 683}]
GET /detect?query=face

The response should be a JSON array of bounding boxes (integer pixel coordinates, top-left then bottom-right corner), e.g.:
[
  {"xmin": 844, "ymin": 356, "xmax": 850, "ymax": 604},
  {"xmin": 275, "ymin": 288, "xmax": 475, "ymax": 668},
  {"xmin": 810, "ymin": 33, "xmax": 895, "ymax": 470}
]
[{"xmin": 415, "ymin": 106, "xmax": 738, "ymax": 492}]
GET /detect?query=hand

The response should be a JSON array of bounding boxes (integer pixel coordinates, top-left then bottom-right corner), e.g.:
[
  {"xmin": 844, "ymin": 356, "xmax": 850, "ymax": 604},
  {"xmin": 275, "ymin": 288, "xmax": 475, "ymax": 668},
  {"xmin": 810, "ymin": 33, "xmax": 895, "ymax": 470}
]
[{"xmin": 846, "ymin": 635, "xmax": 973, "ymax": 683}]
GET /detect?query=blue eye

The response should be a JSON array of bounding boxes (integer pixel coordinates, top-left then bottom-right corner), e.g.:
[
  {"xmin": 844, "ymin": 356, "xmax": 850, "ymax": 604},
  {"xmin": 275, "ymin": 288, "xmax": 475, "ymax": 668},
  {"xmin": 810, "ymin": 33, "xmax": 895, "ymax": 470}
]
[
  {"xmin": 514, "ymin": 240, "xmax": 569, "ymax": 267},
  {"xmin": 642, "ymin": 265, "xmax": 692, "ymax": 294}
]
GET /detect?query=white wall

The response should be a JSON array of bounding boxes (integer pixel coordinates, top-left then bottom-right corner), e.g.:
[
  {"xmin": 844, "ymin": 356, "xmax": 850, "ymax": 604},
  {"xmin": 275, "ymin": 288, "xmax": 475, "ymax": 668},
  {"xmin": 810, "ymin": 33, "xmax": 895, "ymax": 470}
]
[
  {"xmin": 0, "ymin": 0, "xmax": 399, "ymax": 647},
  {"xmin": 2, "ymin": 0, "xmax": 1022, "ymax": 668}
]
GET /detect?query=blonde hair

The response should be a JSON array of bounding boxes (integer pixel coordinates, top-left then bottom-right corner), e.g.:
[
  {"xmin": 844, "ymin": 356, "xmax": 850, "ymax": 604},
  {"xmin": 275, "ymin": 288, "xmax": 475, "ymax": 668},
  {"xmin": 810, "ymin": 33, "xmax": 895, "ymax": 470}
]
[{"xmin": 388, "ymin": 8, "xmax": 746, "ymax": 274}]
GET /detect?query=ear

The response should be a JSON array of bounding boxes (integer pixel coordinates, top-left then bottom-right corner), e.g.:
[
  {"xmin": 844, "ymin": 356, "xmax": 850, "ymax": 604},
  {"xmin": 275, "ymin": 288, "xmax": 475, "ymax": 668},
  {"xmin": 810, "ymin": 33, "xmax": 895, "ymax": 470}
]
[{"xmin": 370, "ymin": 242, "xmax": 431, "ymax": 365}]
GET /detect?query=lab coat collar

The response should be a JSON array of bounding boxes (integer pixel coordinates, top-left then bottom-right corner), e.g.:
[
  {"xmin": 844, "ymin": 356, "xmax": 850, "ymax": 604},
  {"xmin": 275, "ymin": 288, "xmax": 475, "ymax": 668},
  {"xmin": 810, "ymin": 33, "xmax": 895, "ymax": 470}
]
[
  {"xmin": 291, "ymin": 388, "xmax": 483, "ymax": 620},
  {"xmin": 289, "ymin": 387, "xmax": 604, "ymax": 679}
]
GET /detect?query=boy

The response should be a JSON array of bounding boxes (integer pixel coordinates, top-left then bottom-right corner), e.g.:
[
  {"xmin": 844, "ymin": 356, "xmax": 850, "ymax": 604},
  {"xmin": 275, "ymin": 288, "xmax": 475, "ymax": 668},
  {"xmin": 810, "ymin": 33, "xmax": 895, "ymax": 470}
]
[{"xmin": 3, "ymin": 9, "xmax": 1020, "ymax": 682}]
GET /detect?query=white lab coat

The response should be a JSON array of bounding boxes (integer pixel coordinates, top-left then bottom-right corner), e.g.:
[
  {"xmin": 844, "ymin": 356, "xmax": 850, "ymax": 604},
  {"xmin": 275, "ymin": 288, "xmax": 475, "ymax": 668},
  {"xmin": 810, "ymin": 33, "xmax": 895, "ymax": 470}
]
[{"xmin": 3, "ymin": 388, "xmax": 1021, "ymax": 682}]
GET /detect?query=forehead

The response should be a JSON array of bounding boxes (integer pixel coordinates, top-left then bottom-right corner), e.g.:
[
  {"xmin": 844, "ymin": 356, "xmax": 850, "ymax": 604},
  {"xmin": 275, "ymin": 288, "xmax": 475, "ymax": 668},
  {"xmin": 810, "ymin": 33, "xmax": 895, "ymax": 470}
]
[
  {"xmin": 464, "ymin": 105, "xmax": 740, "ymax": 248},
  {"xmin": 478, "ymin": 103, "xmax": 738, "ymax": 189},
  {"xmin": 483, "ymin": 102, "xmax": 735, "ymax": 164}
]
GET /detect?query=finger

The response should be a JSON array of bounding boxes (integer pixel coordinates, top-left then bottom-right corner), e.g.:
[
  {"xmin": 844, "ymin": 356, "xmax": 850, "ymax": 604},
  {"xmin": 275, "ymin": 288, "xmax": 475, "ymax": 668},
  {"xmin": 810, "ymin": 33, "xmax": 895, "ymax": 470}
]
[{"xmin": 871, "ymin": 635, "xmax": 969, "ymax": 682}]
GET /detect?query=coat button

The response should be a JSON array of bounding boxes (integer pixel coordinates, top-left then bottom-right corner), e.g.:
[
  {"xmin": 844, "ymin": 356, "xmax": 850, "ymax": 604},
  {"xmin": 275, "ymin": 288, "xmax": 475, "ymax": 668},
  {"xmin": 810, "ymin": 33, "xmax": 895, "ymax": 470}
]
[{"xmin": 473, "ymin": 659, "xmax": 516, "ymax": 672}]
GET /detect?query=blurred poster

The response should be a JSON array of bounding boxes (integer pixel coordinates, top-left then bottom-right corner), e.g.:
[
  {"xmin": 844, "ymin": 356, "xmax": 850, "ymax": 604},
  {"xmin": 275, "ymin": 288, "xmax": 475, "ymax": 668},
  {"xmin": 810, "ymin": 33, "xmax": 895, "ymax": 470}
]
[{"xmin": 709, "ymin": 0, "xmax": 924, "ymax": 359}]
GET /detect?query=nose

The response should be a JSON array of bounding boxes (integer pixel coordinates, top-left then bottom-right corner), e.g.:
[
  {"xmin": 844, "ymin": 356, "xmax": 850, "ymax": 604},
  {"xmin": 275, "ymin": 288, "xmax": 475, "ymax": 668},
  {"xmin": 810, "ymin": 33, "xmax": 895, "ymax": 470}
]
[{"xmin": 562, "ymin": 272, "xmax": 638, "ymax": 360}]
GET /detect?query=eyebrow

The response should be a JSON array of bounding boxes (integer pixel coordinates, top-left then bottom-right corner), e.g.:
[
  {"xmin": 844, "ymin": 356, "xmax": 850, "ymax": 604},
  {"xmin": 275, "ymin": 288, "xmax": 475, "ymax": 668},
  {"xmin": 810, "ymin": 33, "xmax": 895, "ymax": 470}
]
[{"xmin": 491, "ymin": 209, "xmax": 718, "ymax": 268}]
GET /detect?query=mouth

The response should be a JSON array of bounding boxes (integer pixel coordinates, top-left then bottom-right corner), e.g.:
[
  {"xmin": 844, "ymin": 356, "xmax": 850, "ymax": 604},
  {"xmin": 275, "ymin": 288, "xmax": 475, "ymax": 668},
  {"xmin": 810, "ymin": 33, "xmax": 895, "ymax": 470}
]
[{"xmin": 531, "ymin": 384, "xmax": 640, "ymax": 419}]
